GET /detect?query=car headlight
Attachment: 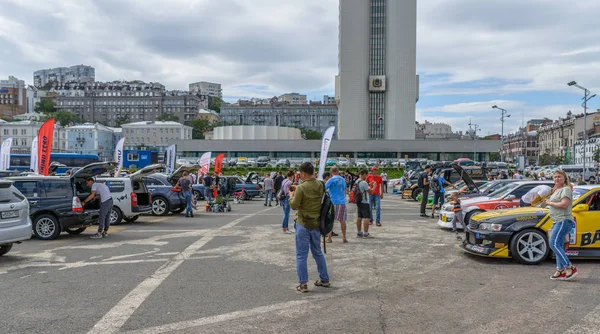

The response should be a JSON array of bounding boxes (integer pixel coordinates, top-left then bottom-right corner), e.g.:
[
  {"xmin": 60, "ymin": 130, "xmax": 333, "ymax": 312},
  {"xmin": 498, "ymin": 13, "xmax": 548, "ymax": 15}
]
[{"xmin": 479, "ymin": 223, "xmax": 502, "ymax": 232}]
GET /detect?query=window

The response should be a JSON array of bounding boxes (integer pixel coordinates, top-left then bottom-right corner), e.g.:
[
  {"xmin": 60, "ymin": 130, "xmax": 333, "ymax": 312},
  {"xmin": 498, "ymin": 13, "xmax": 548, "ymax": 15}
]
[
  {"xmin": 143, "ymin": 177, "xmax": 164, "ymax": 186},
  {"xmin": 12, "ymin": 129, "xmax": 17, "ymax": 135},
  {"xmin": 43, "ymin": 181, "xmax": 69, "ymax": 198},
  {"xmin": 128, "ymin": 153, "xmax": 139, "ymax": 161},
  {"xmin": 98, "ymin": 180, "xmax": 125, "ymax": 193},
  {"xmin": 13, "ymin": 181, "xmax": 40, "ymax": 198},
  {"xmin": 21, "ymin": 129, "xmax": 26, "ymax": 135}
]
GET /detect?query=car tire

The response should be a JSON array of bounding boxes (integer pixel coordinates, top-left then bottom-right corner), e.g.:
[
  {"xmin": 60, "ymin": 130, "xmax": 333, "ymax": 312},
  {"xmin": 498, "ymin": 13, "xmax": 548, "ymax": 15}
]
[
  {"xmin": 0, "ymin": 244, "xmax": 13, "ymax": 256},
  {"xmin": 124, "ymin": 216, "xmax": 139, "ymax": 223},
  {"xmin": 65, "ymin": 227, "xmax": 87, "ymax": 235},
  {"xmin": 152, "ymin": 197, "xmax": 170, "ymax": 216},
  {"xmin": 193, "ymin": 190, "xmax": 204, "ymax": 201},
  {"xmin": 33, "ymin": 214, "xmax": 61, "ymax": 240},
  {"xmin": 464, "ymin": 210, "xmax": 484, "ymax": 224},
  {"xmin": 589, "ymin": 176, "xmax": 596, "ymax": 183},
  {"xmin": 412, "ymin": 188, "xmax": 422, "ymax": 201},
  {"xmin": 110, "ymin": 207, "xmax": 123, "ymax": 225},
  {"xmin": 510, "ymin": 228, "xmax": 549, "ymax": 265}
]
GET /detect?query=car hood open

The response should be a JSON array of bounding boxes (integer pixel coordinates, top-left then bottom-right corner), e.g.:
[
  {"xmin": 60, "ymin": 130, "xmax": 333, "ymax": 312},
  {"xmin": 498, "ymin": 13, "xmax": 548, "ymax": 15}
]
[{"xmin": 452, "ymin": 164, "xmax": 479, "ymax": 192}]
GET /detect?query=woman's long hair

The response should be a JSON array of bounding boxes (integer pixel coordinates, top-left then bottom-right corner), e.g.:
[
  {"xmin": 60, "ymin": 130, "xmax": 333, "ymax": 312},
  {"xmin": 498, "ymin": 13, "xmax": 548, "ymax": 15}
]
[{"xmin": 553, "ymin": 170, "xmax": 573, "ymax": 191}]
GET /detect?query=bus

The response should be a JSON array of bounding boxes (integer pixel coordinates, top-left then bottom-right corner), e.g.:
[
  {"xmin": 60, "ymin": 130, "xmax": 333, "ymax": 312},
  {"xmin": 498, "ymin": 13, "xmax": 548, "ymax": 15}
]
[{"xmin": 10, "ymin": 153, "xmax": 101, "ymax": 173}]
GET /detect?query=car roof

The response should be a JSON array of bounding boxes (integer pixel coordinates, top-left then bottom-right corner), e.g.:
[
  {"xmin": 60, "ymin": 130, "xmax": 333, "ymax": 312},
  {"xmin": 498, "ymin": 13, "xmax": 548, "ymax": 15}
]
[
  {"xmin": 574, "ymin": 185, "xmax": 600, "ymax": 191},
  {"xmin": 513, "ymin": 181, "xmax": 555, "ymax": 185},
  {"xmin": 7, "ymin": 176, "xmax": 69, "ymax": 181}
]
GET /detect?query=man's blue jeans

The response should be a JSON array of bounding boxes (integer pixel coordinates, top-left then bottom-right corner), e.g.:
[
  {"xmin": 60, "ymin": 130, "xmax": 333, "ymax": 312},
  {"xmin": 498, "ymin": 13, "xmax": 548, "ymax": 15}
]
[
  {"xmin": 281, "ymin": 198, "xmax": 290, "ymax": 229},
  {"xmin": 370, "ymin": 194, "xmax": 381, "ymax": 223},
  {"xmin": 295, "ymin": 222, "xmax": 329, "ymax": 284},
  {"xmin": 264, "ymin": 189, "xmax": 272, "ymax": 206},
  {"xmin": 183, "ymin": 191, "xmax": 193, "ymax": 216},
  {"xmin": 549, "ymin": 219, "xmax": 574, "ymax": 269}
]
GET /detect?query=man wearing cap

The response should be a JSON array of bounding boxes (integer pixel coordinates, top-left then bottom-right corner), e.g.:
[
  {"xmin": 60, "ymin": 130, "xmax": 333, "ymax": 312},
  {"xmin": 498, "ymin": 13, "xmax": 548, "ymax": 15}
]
[
  {"xmin": 82, "ymin": 177, "xmax": 113, "ymax": 239},
  {"xmin": 366, "ymin": 167, "xmax": 384, "ymax": 226},
  {"xmin": 419, "ymin": 165, "xmax": 432, "ymax": 218}
]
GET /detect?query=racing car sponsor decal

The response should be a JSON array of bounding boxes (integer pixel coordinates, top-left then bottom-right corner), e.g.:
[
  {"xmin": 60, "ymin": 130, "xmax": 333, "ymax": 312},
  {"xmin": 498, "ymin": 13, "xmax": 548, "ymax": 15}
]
[
  {"xmin": 494, "ymin": 242, "xmax": 505, "ymax": 248},
  {"xmin": 566, "ymin": 250, "xmax": 579, "ymax": 256},
  {"xmin": 570, "ymin": 218, "xmax": 577, "ymax": 245},
  {"xmin": 471, "ymin": 245, "xmax": 485, "ymax": 252},
  {"xmin": 516, "ymin": 215, "xmax": 538, "ymax": 221},
  {"xmin": 495, "ymin": 204, "xmax": 509, "ymax": 210},
  {"xmin": 581, "ymin": 229, "xmax": 600, "ymax": 247}
]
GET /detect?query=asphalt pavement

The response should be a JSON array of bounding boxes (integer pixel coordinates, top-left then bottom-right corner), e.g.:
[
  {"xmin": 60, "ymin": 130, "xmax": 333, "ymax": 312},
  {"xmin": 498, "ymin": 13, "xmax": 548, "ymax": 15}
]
[{"xmin": 3, "ymin": 195, "xmax": 600, "ymax": 334}]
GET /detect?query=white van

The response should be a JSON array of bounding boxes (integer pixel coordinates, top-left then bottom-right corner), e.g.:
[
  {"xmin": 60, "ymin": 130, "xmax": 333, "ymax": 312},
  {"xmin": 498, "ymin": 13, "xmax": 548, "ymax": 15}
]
[{"xmin": 558, "ymin": 165, "xmax": 597, "ymax": 182}]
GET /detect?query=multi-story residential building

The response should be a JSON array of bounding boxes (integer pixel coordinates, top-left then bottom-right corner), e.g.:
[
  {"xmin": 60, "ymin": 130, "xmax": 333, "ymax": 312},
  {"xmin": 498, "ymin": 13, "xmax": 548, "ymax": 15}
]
[
  {"xmin": 50, "ymin": 81, "xmax": 207, "ymax": 126},
  {"xmin": 220, "ymin": 102, "xmax": 338, "ymax": 135},
  {"xmin": 65, "ymin": 123, "xmax": 116, "ymax": 160},
  {"xmin": 337, "ymin": 0, "xmax": 418, "ymax": 140},
  {"xmin": 422, "ymin": 121, "xmax": 452, "ymax": 137},
  {"xmin": 537, "ymin": 112, "xmax": 576, "ymax": 162},
  {"xmin": 121, "ymin": 121, "xmax": 192, "ymax": 152},
  {"xmin": 0, "ymin": 120, "xmax": 66, "ymax": 153},
  {"xmin": 573, "ymin": 114, "xmax": 600, "ymax": 165},
  {"xmin": 323, "ymin": 95, "xmax": 336, "ymax": 105},
  {"xmin": 502, "ymin": 129, "xmax": 539, "ymax": 165},
  {"xmin": 33, "ymin": 65, "xmax": 95, "ymax": 88},
  {"xmin": 197, "ymin": 109, "xmax": 220, "ymax": 123},
  {"xmin": 278, "ymin": 93, "xmax": 307, "ymax": 105},
  {"xmin": 189, "ymin": 81, "xmax": 222, "ymax": 99},
  {"xmin": 0, "ymin": 76, "xmax": 27, "ymax": 117}
]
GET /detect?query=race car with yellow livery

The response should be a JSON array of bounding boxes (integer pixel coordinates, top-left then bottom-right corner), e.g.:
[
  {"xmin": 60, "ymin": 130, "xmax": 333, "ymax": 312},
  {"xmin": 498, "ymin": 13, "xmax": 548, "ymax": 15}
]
[{"xmin": 461, "ymin": 185, "xmax": 600, "ymax": 265}]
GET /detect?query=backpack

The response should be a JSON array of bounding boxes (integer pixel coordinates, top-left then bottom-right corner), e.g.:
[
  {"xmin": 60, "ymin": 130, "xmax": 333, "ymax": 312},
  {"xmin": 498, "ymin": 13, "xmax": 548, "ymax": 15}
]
[
  {"xmin": 353, "ymin": 180, "xmax": 364, "ymax": 205},
  {"xmin": 430, "ymin": 176, "xmax": 440, "ymax": 193},
  {"xmin": 319, "ymin": 183, "xmax": 335, "ymax": 238}
]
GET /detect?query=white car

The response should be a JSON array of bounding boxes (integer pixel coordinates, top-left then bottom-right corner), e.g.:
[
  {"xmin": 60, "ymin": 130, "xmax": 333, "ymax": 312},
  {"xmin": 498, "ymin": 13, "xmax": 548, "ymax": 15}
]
[
  {"xmin": 356, "ymin": 159, "xmax": 367, "ymax": 167},
  {"xmin": 337, "ymin": 157, "xmax": 350, "ymax": 167},
  {"xmin": 0, "ymin": 181, "xmax": 31, "ymax": 256}
]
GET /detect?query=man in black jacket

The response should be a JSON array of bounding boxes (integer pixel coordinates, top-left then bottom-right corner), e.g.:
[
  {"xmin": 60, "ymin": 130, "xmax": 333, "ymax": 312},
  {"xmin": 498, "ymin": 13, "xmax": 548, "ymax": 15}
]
[
  {"xmin": 419, "ymin": 165, "xmax": 432, "ymax": 218},
  {"xmin": 274, "ymin": 171, "xmax": 284, "ymax": 206}
]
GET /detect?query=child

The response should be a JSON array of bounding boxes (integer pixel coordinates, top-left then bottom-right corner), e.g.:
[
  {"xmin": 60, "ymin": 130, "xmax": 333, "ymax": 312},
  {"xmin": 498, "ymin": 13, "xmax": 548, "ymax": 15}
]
[{"xmin": 450, "ymin": 192, "xmax": 463, "ymax": 240}]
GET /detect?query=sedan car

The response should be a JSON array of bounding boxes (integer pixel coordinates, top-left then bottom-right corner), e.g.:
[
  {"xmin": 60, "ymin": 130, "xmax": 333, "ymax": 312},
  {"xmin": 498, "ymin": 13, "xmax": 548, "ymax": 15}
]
[
  {"xmin": 193, "ymin": 174, "xmax": 262, "ymax": 201},
  {"xmin": 276, "ymin": 159, "xmax": 290, "ymax": 167},
  {"xmin": 326, "ymin": 158, "xmax": 337, "ymax": 167},
  {"xmin": 461, "ymin": 185, "xmax": 600, "ymax": 265},
  {"xmin": 0, "ymin": 181, "xmax": 31, "ymax": 256},
  {"xmin": 437, "ymin": 181, "xmax": 555, "ymax": 229},
  {"xmin": 143, "ymin": 165, "xmax": 199, "ymax": 216},
  {"xmin": 337, "ymin": 157, "xmax": 350, "ymax": 167},
  {"xmin": 356, "ymin": 159, "xmax": 367, "ymax": 167}
]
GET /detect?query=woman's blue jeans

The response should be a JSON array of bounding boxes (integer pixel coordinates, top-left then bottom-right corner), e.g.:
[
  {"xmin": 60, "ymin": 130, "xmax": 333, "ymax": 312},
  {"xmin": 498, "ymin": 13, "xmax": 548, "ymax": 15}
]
[
  {"xmin": 281, "ymin": 198, "xmax": 290, "ymax": 229},
  {"xmin": 183, "ymin": 190, "xmax": 193, "ymax": 216},
  {"xmin": 549, "ymin": 219, "xmax": 575, "ymax": 269}
]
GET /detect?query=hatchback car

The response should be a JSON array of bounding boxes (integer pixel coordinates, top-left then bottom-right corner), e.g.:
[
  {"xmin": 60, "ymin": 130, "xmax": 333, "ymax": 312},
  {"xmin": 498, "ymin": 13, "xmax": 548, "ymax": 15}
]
[
  {"xmin": 143, "ymin": 164, "xmax": 199, "ymax": 216},
  {"xmin": 0, "ymin": 181, "xmax": 31, "ymax": 256},
  {"xmin": 276, "ymin": 159, "xmax": 290, "ymax": 167}
]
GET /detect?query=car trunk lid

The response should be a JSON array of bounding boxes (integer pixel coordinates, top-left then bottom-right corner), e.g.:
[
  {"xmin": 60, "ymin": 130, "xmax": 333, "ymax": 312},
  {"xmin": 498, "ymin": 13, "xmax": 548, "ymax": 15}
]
[{"xmin": 129, "ymin": 164, "xmax": 165, "ymax": 181}]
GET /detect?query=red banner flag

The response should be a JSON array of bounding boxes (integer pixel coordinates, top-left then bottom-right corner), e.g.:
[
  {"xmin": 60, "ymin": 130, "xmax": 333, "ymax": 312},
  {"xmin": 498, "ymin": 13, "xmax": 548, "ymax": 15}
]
[
  {"xmin": 37, "ymin": 119, "xmax": 55, "ymax": 176},
  {"xmin": 214, "ymin": 153, "xmax": 225, "ymax": 176}
]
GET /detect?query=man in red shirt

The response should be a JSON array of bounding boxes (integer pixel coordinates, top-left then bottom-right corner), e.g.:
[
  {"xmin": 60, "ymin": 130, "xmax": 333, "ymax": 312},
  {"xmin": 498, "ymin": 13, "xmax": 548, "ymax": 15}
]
[{"xmin": 366, "ymin": 167, "xmax": 383, "ymax": 226}]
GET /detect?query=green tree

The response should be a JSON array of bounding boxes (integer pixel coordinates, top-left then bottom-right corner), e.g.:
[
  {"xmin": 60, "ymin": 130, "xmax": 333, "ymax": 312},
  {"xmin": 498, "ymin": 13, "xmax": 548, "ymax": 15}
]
[
  {"xmin": 34, "ymin": 99, "xmax": 56, "ymax": 114},
  {"xmin": 594, "ymin": 147, "xmax": 600, "ymax": 163},
  {"xmin": 115, "ymin": 115, "xmax": 130, "ymax": 127},
  {"xmin": 208, "ymin": 96, "xmax": 221, "ymax": 113},
  {"xmin": 156, "ymin": 114, "xmax": 180, "ymax": 122},
  {"xmin": 189, "ymin": 118, "xmax": 219, "ymax": 139},
  {"xmin": 489, "ymin": 152, "xmax": 500, "ymax": 161},
  {"xmin": 40, "ymin": 111, "xmax": 80, "ymax": 126},
  {"xmin": 301, "ymin": 128, "xmax": 322, "ymax": 140}
]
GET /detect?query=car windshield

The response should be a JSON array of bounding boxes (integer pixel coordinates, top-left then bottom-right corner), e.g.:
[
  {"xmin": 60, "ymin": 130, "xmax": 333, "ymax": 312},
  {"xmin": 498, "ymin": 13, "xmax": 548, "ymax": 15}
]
[
  {"xmin": 572, "ymin": 187, "xmax": 589, "ymax": 201},
  {"xmin": 405, "ymin": 161, "xmax": 421, "ymax": 171},
  {"xmin": 478, "ymin": 181, "xmax": 497, "ymax": 192},
  {"xmin": 488, "ymin": 183, "xmax": 520, "ymax": 198}
]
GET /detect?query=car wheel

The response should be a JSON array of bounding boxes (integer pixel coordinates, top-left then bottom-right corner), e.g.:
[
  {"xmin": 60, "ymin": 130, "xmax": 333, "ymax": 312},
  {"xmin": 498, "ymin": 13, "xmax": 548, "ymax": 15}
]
[
  {"xmin": 33, "ymin": 214, "xmax": 61, "ymax": 240},
  {"xmin": 412, "ymin": 188, "xmax": 422, "ymax": 201},
  {"xmin": 124, "ymin": 216, "xmax": 139, "ymax": 223},
  {"xmin": 110, "ymin": 207, "xmax": 123, "ymax": 225},
  {"xmin": 0, "ymin": 244, "xmax": 13, "ymax": 256},
  {"xmin": 464, "ymin": 210, "xmax": 484, "ymax": 224},
  {"xmin": 65, "ymin": 227, "xmax": 87, "ymax": 235},
  {"xmin": 193, "ymin": 190, "xmax": 203, "ymax": 201},
  {"xmin": 152, "ymin": 197, "xmax": 170, "ymax": 216},
  {"xmin": 589, "ymin": 176, "xmax": 596, "ymax": 183},
  {"xmin": 244, "ymin": 191, "xmax": 251, "ymax": 200},
  {"xmin": 510, "ymin": 229, "xmax": 549, "ymax": 265}
]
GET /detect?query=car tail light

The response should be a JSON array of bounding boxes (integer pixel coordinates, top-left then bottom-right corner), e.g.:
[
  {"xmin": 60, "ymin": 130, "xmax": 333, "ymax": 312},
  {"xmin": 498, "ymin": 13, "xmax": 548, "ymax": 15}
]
[
  {"xmin": 131, "ymin": 192, "xmax": 138, "ymax": 207},
  {"xmin": 72, "ymin": 197, "xmax": 83, "ymax": 212},
  {"xmin": 256, "ymin": 185, "xmax": 259, "ymax": 190}
]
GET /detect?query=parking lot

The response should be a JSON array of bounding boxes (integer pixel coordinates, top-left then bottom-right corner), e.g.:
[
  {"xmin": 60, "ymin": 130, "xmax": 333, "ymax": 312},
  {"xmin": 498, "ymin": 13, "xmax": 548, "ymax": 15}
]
[{"xmin": 3, "ymin": 196, "xmax": 600, "ymax": 333}]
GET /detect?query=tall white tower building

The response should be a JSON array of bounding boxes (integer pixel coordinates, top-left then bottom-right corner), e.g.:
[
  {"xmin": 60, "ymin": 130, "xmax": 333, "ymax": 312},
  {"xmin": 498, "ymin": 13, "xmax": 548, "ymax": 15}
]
[{"xmin": 337, "ymin": 0, "xmax": 419, "ymax": 140}]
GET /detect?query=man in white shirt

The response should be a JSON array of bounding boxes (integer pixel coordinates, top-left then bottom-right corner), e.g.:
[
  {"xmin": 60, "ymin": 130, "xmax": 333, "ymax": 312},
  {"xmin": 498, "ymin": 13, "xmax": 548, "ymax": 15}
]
[
  {"xmin": 381, "ymin": 171, "xmax": 388, "ymax": 193},
  {"xmin": 513, "ymin": 170, "xmax": 524, "ymax": 180},
  {"xmin": 83, "ymin": 177, "xmax": 113, "ymax": 239},
  {"xmin": 520, "ymin": 185, "xmax": 552, "ymax": 207}
]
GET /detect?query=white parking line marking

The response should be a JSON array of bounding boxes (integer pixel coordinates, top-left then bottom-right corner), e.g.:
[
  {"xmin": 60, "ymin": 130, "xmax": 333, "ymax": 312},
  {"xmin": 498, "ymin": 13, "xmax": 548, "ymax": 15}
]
[
  {"xmin": 87, "ymin": 207, "xmax": 275, "ymax": 334},
  {"xmin": 101, "ymin": 249, "xmax": 160, "ymax": 262}
]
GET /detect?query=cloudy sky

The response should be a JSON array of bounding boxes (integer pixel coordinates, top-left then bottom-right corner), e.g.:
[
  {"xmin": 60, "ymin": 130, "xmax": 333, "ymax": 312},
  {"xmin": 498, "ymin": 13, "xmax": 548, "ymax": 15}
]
[{"xmin": 1, "ymin": 0, "xmax": 600, "ymax": 135}]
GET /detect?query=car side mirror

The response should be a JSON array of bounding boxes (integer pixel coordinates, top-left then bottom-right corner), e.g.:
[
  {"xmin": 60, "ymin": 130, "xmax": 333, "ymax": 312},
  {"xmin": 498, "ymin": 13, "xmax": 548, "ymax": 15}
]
[
  {"xmin": 505, "ymin": 195, "xmax": 516, "ymax": 200},
  {"xmin": 573, "ymin": 204, "xmax": 589, "ymax": 213}
]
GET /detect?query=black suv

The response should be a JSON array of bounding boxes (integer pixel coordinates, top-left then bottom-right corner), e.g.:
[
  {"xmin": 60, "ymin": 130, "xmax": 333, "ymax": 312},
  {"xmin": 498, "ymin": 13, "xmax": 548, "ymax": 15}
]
[{"xmin": 8, "ymin": 162, "xmax": 117, "ymax": 240}]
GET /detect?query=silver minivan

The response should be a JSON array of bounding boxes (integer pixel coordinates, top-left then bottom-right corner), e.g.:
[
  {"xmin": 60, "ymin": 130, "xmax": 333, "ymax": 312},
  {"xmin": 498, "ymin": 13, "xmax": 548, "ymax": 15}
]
[{"xmin": 0, "ymin": 180, "xmax": 31, "ymax": 256}]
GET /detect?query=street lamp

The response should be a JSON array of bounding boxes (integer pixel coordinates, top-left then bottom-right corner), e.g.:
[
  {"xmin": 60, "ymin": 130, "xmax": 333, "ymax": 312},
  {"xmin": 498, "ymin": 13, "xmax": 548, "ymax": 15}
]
[
  {"xmin": 568, "ymin": 81, "xmax": 596, "ymax": 180},
  {"xmin": 469, "ymin": 120, "xmax": 481, "ymax": 161},
  {"xmin": 492, "ymin": 105, "xmax": 511, "ymax": 162}
]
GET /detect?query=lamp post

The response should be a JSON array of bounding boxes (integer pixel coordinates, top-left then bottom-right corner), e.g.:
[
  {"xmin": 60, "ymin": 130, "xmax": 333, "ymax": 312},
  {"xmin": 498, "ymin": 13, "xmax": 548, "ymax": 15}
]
[
  {"xmin": 469, "ymin": 120, "xmax": 481, "ymax": 161},
  {"xmin": 492, "ymin": 105, "xmax": 511, "ymax": 162},
  {"xmin": 568, "ymin": 81, "xmax": 596, "ymax": 181}
]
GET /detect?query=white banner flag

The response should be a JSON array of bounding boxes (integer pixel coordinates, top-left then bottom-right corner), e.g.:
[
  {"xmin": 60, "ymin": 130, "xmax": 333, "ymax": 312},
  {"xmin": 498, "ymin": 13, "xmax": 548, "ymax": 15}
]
[
  {"xmin": 165, "ymin": 144, "xmax": 176, "ymax": 174},
  {"xmin": 318, "ymin": 126, "xmax": 335, "ymax": 180},
  {"xmin": 199, "ymin": 152, "xmax": 211, "ymax": 175},
  {"xmin": 30, "ymin": 136, "xmax": 38, "ymax": 173},
  {"xmin": 0, "ymin": 138, "xmax": 12, "ymax": 171},
  {"xmin": 114, "ymin": 137, "xmax": 125, "ymax": 177}
]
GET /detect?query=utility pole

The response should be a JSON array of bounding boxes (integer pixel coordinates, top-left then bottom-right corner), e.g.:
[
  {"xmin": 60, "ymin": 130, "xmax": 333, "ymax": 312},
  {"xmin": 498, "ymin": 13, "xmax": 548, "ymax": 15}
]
[
  {"xmin": 468, "ymin": 119, "xmax": 481, "ymax": 162},
  {"xmin": 492, "ymin": 105, "xmax": 511, "ymax": 162},
  {"xmin": 568, "ymin": 81, "xmax": 596, "ymax": 181}
]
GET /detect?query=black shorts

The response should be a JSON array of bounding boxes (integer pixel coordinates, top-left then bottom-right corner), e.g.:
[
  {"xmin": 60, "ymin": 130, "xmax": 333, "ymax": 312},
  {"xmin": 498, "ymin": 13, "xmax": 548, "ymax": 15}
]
[{"xmin": 357, "ymin": 203, "xmax": 370, "ymax": 219}]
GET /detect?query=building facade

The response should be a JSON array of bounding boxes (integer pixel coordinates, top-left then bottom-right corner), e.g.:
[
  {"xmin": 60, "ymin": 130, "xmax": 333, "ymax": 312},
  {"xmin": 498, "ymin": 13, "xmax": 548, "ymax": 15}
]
[
  {"xmin": 220, "ymin": 102, "xmax": 338, "ymax": 135},
  {"xmin": 0, "ymin": 76, "xmax": 27, "ymax": 117},
  {"xmin": 189, "ymin": 81, "xmax": 222, "ymax": 99},
  {"xmin": 0, "ymin": 120, "xmax": 66, "ymax": 153},
  {"xmin": 50, "ymin": 81, "xmax": 207, "ymax": 126},
  {"xmin": 33, "ymin": 65, "xmax": 95, "ymax": 88},
  {"xmin": 502, "ymin": 130, "xmax": 539, "ymax": 165},
  {"xmin": 337, "ymin": 0, "xmax": 418, "ymax": 140},
  {"xmin": 65, "ymin": 123, "xmax": 116, "ymax": 160},
  {"xmin": 121, "ymin": 121, "xmax": 192, "ymax": 152},
  {"xmin": 537, "ymin": 112, "xmax": 576, "ymax": 162},
  {"xmin": 197, "ymin": 109, "xmax": 220, "ymax": 123},
  {"xmin": 278, "ymin": 93, "xmax": 307, "ymax": 105},
  {"xmin": 211, "ymin": 126, "xmax": 302, "ymax": 140},
  {"xmin": 324, "ymin": 95, "xmax": 336, "ymax": 104}
]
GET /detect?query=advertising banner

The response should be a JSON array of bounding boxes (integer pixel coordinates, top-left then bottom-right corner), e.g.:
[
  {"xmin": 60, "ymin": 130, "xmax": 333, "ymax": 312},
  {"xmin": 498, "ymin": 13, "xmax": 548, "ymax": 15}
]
[
  {"xmin": 114, "ymin": 138, "xmax": 125, "ymax": 177},
  {"xmin": 199, "ymin": 152, "xmax": 211, "ymax": 175},
  {"xmin": 0, "ymin": 138, "xmax": 12, "ymax": 171},
  {"xmin": 318, "ymin": 126, "xmax": 335, "ymax": 180},
  {"xmin": 38, "ymin": 119, "xmax": 55, "ymax": 176},
  {"xmin": 30, "ymin": 136, "xmax": 38, "ymax": 173},
  {"xmin": 164, "ymin": 144, "xmax": 176, "ymax": 174},
  {"xmin": 214, "ymin": 153, "xmax": 225, "ymax": 175}
]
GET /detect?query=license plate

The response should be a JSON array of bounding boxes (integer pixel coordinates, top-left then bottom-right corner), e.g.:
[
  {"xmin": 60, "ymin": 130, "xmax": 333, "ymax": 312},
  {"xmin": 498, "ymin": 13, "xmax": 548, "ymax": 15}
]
[
  {"xmin": 1, "ymin": 210, "xmax": 19, "ymax": 219},
  {"xmin": 472, "ymin": 245, "xmax": 485, "ymax": 252},
  {"xmin": 442, "ymin": 215, "xmax": 447, "ymax": 222}
]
